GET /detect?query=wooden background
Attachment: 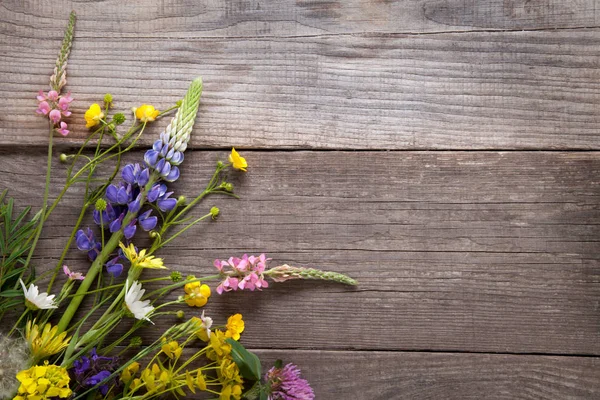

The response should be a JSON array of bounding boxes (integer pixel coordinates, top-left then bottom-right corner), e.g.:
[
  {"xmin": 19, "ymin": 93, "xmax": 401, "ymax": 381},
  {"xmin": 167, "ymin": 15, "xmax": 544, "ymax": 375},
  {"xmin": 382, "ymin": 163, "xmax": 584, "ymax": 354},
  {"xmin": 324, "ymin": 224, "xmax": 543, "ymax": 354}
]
[{"xmin": 1, "ymin": 0, "xmax": 599, "ymax": 398}]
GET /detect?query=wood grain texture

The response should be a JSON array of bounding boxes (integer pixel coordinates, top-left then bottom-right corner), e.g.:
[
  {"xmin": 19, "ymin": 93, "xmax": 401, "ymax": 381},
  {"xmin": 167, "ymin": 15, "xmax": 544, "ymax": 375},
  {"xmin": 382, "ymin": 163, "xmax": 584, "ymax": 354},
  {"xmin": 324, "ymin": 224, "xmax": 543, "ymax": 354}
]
[
  {"xmin": 2, "ymin": 17, "xmax": 600, "ymax": 149},
  {"xmin": 2, "ymin": 149, "xmax": 599, "ymax": 355},
  {"xmin": 253, "ymin": 350, "xmax": 600, "ymax": 399},
  {"xmin": 2, "ymin": 0, "xmax": 600, "ymax": 39}
]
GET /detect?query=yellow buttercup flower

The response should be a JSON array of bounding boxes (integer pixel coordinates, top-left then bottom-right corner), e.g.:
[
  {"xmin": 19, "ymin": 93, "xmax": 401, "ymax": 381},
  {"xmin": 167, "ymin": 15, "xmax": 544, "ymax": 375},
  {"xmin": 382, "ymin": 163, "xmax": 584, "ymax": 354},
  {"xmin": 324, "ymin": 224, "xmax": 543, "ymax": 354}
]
[
  {"xmin": 135, "ymin": 104, "xmax": 160, "ymax": 122},
  {"xmin": 14, "ymin": 362, "xmax": 71, "ymax": 400},
  {"xmin": 25, "ymin": 320, "xmax": 71, "ymax": 362},
  {"xmin": 161, "ymin": 339, "xmax": 182, "ymax": 360},
  {"xmin": 225, "ymin": 313, "xmax": 244, "ymax": 341},
  {"xmin": 119, "ymin": 242, "xmax": 166, "ymax": 269},
  {"xmin": 84, "ymin": 103, "xmax": 104, "ymax": 128},
  {"xmin": 184, "ymin": 281, "xmax": 211, "ymax": 307},
  {"xmin": 228, "ymin": 148, "xmax": 247, "ymax": 172}
]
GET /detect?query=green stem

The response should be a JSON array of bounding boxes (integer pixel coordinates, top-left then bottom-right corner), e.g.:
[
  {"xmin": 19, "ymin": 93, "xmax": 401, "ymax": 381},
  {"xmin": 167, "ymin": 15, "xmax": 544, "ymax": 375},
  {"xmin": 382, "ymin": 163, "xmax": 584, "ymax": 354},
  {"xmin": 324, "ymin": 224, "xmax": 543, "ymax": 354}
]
[{"xmin": 23, "ymin": 125, "xmax": 53, "ymax": 271}]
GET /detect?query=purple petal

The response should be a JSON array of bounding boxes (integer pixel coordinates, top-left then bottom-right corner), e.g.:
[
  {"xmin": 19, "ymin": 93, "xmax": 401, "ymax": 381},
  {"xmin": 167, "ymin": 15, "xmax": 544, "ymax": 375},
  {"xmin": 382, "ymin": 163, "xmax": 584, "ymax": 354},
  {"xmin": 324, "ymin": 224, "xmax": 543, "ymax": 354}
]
[
  {"xmin": 128, "ymin": 194, "xmax": 142, "ymax": 214},
  {"xmin": 144, "ymin": 150, "xmax": 159, "ymax": 168},
  {"xmin": 109, "ymin": 214, "xmax": 124, "ymax": 233},
  {"xmin": 155, "ymin": 159, "xmax": 166, "ymax": 174},
  {"xmin": 157, "ymin": 197, "xmax": 177, "ymax": 212},
  {"xmin": 138, "ymin": 168, "xmax": 150, "ymax": 186},
  {"xmin": 106, "ymin": 262, "xmax": 123, "ymax": 277},
  {"xmin": 116, "ymin": 186, "xmax": 130, "ymax": 204},
  {"xmin": 106, "ymin": 185, "xmax": 119, "ymax": 203},
  {"xmin": 139, "ymin": 210, "xmax": 157, "ymax": 231},
  {"xmin": 147, "ymin": 184, "xmax": 161, "ymax": 202},
  {"xmin": 152, "ymin": 139, "xmax": 163, "ymax": 152},
  {"xmin": 122, "ymin": 164, "xmax": 135, "ymax": 184},
  {"xmin": 164, "ymin": 166, "xmax": 180, "ymax": 182},
  {"xmin": 124, "ymin": 221, "xmax": 137, "ymax": 239},
  {"xmin": 170, "ymin": 151, "xmax": 184, "ymax": 165}
]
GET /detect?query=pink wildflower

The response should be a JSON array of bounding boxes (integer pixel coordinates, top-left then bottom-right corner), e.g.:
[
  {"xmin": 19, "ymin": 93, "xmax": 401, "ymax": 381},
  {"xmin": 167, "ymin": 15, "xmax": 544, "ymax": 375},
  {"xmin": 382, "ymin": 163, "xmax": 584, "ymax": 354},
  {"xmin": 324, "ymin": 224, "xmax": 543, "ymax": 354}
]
[
  {"xmin": 47, "ymin": 90, "xmax": 59, "ymax": 101},
  {"xmin": 63, "ymin": 265, "xmax": 85, "ymax": 281},
  {"xmin": 36, "ymin": 101, "xmax": 51, "ymax": 115},
  {"xmin": 57, "ymin": 122, "xmax": 70, "ymax": 136},
  {"xmin": 214, "ymin": 253, "xmax": 271, "ymax": 294},
  {"xmin": 265, "ymin": 363, "xmax": 314, "ymax": 400},
  {"xmin": 49, "ymin": 109, "xmax": 62, "ymax": 124}
]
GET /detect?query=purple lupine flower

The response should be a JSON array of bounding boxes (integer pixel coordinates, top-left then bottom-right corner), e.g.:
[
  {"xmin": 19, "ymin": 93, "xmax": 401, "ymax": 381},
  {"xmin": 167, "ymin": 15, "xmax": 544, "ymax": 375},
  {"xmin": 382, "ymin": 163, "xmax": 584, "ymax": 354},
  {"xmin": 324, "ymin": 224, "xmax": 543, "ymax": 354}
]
[
  {"xmin": 157, "ymin": 186, "xmax": 177, "ymax": 212},
  {"xmin": 138, "ymin": 210, "xmax": 157, "ymax": 231},
  {"xmin": 265, "ymin": 363, "xmax": 314, "ymax": 400},
  {"xmin": 75, "ymin": 228, "xmax": 101, "ymax": 261},
  {"xmin": 105, "ymin": 256, "xmax": 124, "ymax": 277},
  {"xmin": 109, "ymin": 213, "xmax": 125, "ymax": 233},
  {"xmin": 106, "ymin": 183, "xmax": 133, "ymax": 205},
  {"xmin": 122, "ymin": 163, "xmax": 150, "ymax": 187},
  {"xmin": 144, "ymin": 132, "xmax": 185, "ymax": 182},
  {"xmin": 128, "ymin": 193, "xmax": 142, "ymax": 214},
  {"xmin": 123, "ymin": 220, "xmax": 137, "ymax": 239},
  {"xmin": 93, "ymin": 203, "xmax": 117, "ymax": 227},
  {"xmin": 71, "ymin": 348, "xmax": 119, "ymax": 397}
]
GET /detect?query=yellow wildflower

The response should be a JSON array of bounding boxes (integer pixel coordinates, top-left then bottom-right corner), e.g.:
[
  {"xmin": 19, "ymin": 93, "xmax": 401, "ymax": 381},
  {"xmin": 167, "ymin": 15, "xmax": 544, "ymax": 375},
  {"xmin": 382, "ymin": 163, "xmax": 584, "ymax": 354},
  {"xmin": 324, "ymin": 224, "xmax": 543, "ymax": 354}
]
[
  {"xmin": 120, "ymin": 361, "xmax": 140, "ymax": 383},
  {"xmin": 25, "ymin": 321, "xmax": 70, "ymax": 362},
  {"xmin": 14, "ymin": 362, "xmax": 71, "ymax": 400},
  {"xmin": 119, "ymin": 242, "xmax": 166, "ymax": 269},
  {"xmin": 135, "ymin": 104, "xmax": 160, "ymax": 122},
  {"xmin": 185, "ymin": 370, "xmax": 207, "ymax": 393},
  {"xmin": 219, "ymin": 358, "xmax": 242, "ymax": 385},
  {"xmin": 207, "ymin": 330, "xmax": 232, "ymax": 361},
  {"xmin": 225, "ymin": 313, "xmax": 245, "ymax": 341},
  {"xmin": 184, "ymin": 281, "xmax": 211, "ymax": 307},
  {"xmin": 161, "ymin": 339, "xmax": 182, "ymax": 360},
  {"xmin": 139, "ymin": 363, "xmax": 171, "ymax": 393},
  {"xmin": 84, "ymin": 103, "xmax": 104, "ymax": 128},
  {"xmin": 196, "ymin": 370, "xmax": 207, "ymax": 391},
  {"xmin": 228, "ymin": 148, "xmax": 247, "ymax": 172},
  {"xmin": 220, "ymin": 383, "xmax": 243, "ymax": 400}
]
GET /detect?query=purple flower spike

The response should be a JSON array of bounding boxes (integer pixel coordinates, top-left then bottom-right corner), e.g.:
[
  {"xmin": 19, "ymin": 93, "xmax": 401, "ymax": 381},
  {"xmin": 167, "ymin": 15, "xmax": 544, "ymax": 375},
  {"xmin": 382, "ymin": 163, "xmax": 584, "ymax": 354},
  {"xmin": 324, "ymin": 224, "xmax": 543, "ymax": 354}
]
[
  {"xmin": 124, "ymin": 220, "xmax": 137, "ymax": 239},
  {"xmin": 138, "ymin": 210, "xmax": 157, "ymax": 231},
  {"xmin": 106, "ymin": 257, "xmax": 124, "ymax": 277}
]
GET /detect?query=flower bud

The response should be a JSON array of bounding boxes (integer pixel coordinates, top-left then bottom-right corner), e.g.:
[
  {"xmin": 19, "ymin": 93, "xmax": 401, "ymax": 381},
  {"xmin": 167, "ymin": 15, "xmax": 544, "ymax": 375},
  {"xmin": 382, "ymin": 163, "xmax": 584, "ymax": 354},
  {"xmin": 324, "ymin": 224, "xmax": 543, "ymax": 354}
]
[
  {"xmin": 95, "ymin": 198, "xmax": 107, "ymax": 212},
  {"xmin": 175, "ymin": 100, "xmax": 183, "ymax": 107},
  {"xmin": 224, "ymin": 183, "xmax": 234, "ymax": 192},
  {"xmin": 177, "ymin": 195, "xmax": 186, "ymax": 205},
  {"xmin": 112, "ymin": 113, "xmax": 126, "ymax": 125},
  {"xmin": 59, "ymin": 153, "xmax": 68, "ymax": 163},
  {"xmin": 170, "ymin": 271, "xmax": 182, "ymax": 282},
  {"xmin": 210, "ymin": 207, "xmax": 220, "ymax": 219},
  {"xmin": 130, "ymin": 337, "xmax": 142, "ymax": 348},
  {"xmin": 104, "ymin": 93, "xmax": 113, "ymax": 106},
  {"xmin": 176, "ymin": 310, "xmax": 185, "ymax": 319}
]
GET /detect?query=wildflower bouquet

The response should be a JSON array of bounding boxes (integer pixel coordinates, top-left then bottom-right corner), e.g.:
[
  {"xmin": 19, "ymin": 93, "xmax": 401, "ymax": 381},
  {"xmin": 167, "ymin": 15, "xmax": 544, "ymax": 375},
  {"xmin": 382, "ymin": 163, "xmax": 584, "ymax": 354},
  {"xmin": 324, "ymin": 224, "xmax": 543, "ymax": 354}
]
[{"xmin": 0, "ymin": 12, "xmax": 357, "ymax": 400}]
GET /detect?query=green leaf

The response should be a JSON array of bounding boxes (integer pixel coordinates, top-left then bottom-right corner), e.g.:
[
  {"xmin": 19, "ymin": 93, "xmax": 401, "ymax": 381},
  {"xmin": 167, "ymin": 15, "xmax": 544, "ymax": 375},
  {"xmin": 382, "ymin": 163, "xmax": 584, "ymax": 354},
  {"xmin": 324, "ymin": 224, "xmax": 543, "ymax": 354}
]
[
  {"xmin": 0, "ymin": 289, "xmax": 23, "ymax": 297},
  {"xmin": 226, "ymin": 339, "xmax": 262, "ymax": 381}
]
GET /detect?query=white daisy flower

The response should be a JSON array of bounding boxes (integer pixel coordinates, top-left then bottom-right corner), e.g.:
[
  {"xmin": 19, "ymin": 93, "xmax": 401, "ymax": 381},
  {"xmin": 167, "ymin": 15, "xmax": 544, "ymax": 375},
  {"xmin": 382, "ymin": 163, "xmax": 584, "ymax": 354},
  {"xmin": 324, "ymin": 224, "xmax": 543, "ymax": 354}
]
[
  {"xmin": 124, "ymin": 280, "xmax": 154, "ymax": 323},
  {"xmin": 200, "ymin": 310, "xmax": 213, "ymax": 339},
  {"xmin": 20, "ymin": 279, "xmax": 57, "ymax": 310}
]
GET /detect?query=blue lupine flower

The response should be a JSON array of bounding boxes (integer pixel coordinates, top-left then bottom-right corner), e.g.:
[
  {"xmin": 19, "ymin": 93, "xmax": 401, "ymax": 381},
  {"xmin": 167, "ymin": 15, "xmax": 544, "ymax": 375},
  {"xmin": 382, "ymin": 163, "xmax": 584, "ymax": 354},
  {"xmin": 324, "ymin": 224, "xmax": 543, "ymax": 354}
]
[
  {"xmin": 128, "ymin": 193, "xmax": 142, "ymax": 214},
  {"xmin": 123, "ymin": 220, "xmax": 137, "ymax": 239},
  {"xmin": 93, "ymin": 203, "xmax": 117, "ymax": 227},
  {"xmin": 106, "ymin": 182, "xmax": 134, "ymax": 205},
  {"xmin": 144, "ymin": 132, "xmax": 184, "ymax": 182},
  {"xmin": 105, "ymin": 256, "xmax": 124, "ymax": 277},
  {"xmin": 138, "ymin": 210, "xmax": 157, "ymax": 231},
  {"xmin": 75, "ymin": 228, "xmax": 101, "ymax": 261},
  {"xmin": 71, "ymin": 348, "xmax": 119, "ymax": 397}
]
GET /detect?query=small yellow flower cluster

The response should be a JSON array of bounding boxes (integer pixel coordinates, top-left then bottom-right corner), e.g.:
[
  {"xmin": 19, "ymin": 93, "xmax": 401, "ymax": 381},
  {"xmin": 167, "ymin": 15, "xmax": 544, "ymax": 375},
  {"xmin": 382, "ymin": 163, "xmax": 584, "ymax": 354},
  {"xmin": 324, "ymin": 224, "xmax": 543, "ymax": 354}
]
[
  {"xmin": 25, "ymin": 321, "xmax": 71, "ymax": 362},
  {"xmin": 14, "ymin": 362, "xmax": 71, "ymax": 400},
  {"xmin": 119, "ymin": 242, "xmax": 166, "ymax": 269},
  {"xmin": 161, "ymin": 339, "xmax": 182, "ymax": 360},
  {"xmin": 184, "ymin": 281, "xmax": 211, "ymax": 307}
]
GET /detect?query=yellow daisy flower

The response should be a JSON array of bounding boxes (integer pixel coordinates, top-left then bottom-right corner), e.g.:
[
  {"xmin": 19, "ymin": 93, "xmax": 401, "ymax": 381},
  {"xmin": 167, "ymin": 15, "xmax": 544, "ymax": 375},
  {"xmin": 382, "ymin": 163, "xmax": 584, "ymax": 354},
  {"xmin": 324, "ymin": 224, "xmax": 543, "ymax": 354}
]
[{"xmin": 119, "ymin": 242, "xmax": 166, "ymax": 269}]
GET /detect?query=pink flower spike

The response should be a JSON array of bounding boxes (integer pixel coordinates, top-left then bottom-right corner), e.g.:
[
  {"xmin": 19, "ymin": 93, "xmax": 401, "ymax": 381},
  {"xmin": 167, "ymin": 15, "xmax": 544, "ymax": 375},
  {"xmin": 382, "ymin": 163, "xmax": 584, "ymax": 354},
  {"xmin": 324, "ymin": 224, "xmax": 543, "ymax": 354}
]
[
  {"xmin": 63, "ymin": 264, "xmax": 85, "ymax": 280},
  {"xmin": 36, "ymin": 101, "xmax": 51, "ymax": 115},
  {"xmin": 47, "ymin": 90, "xmax": 59, "ymax": 101},
  {"xmin": 57, "ymin": 122, "xmax": 69, "ymax": 136},
  {"xmin": 37, "ymin": 90, "xmax": 47, "ymax": 102},
  {"xmin": 49, "ymin": 109, "xmax": 61, "ymax": 124}
]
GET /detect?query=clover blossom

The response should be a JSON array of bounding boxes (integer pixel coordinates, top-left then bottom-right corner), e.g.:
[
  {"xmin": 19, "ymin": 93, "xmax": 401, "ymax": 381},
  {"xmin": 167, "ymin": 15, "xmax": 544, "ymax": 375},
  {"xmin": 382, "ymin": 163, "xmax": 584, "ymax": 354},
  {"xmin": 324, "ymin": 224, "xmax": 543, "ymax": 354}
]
[
  {"xmin": 265, "ymin": 363, "xmax": 314, "ymax": 400},
  {"xmin": 213, "ymin": 254, "xmax": 270, "ymax": 294}
]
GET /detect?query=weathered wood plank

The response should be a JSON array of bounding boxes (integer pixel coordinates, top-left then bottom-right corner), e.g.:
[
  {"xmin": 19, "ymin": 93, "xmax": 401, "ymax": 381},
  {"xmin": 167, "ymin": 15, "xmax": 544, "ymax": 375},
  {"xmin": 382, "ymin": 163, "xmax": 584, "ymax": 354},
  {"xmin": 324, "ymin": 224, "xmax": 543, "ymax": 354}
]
[
  {"xmin": 253, "ymin": 350, "xmax": 600, "ymax": 399},
  {"xmin": 2, "ymin": 31, "xmax": 600, "ymax": 149},
  {"xmin": 2, "ymin": 150, "xmax": 599, "ymax": 354},
  {"xmin": 2, "ymin": 0, "xmax": 599, "ymax": 39}
]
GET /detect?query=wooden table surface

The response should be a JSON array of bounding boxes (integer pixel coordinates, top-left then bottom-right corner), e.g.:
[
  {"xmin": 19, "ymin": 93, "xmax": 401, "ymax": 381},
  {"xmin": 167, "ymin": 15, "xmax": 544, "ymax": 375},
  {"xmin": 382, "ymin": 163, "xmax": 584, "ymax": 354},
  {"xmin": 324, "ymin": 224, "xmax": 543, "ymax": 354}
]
[{"xmin": 1, "ymin": 1, "xmax": 600, "ymax": 398}]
